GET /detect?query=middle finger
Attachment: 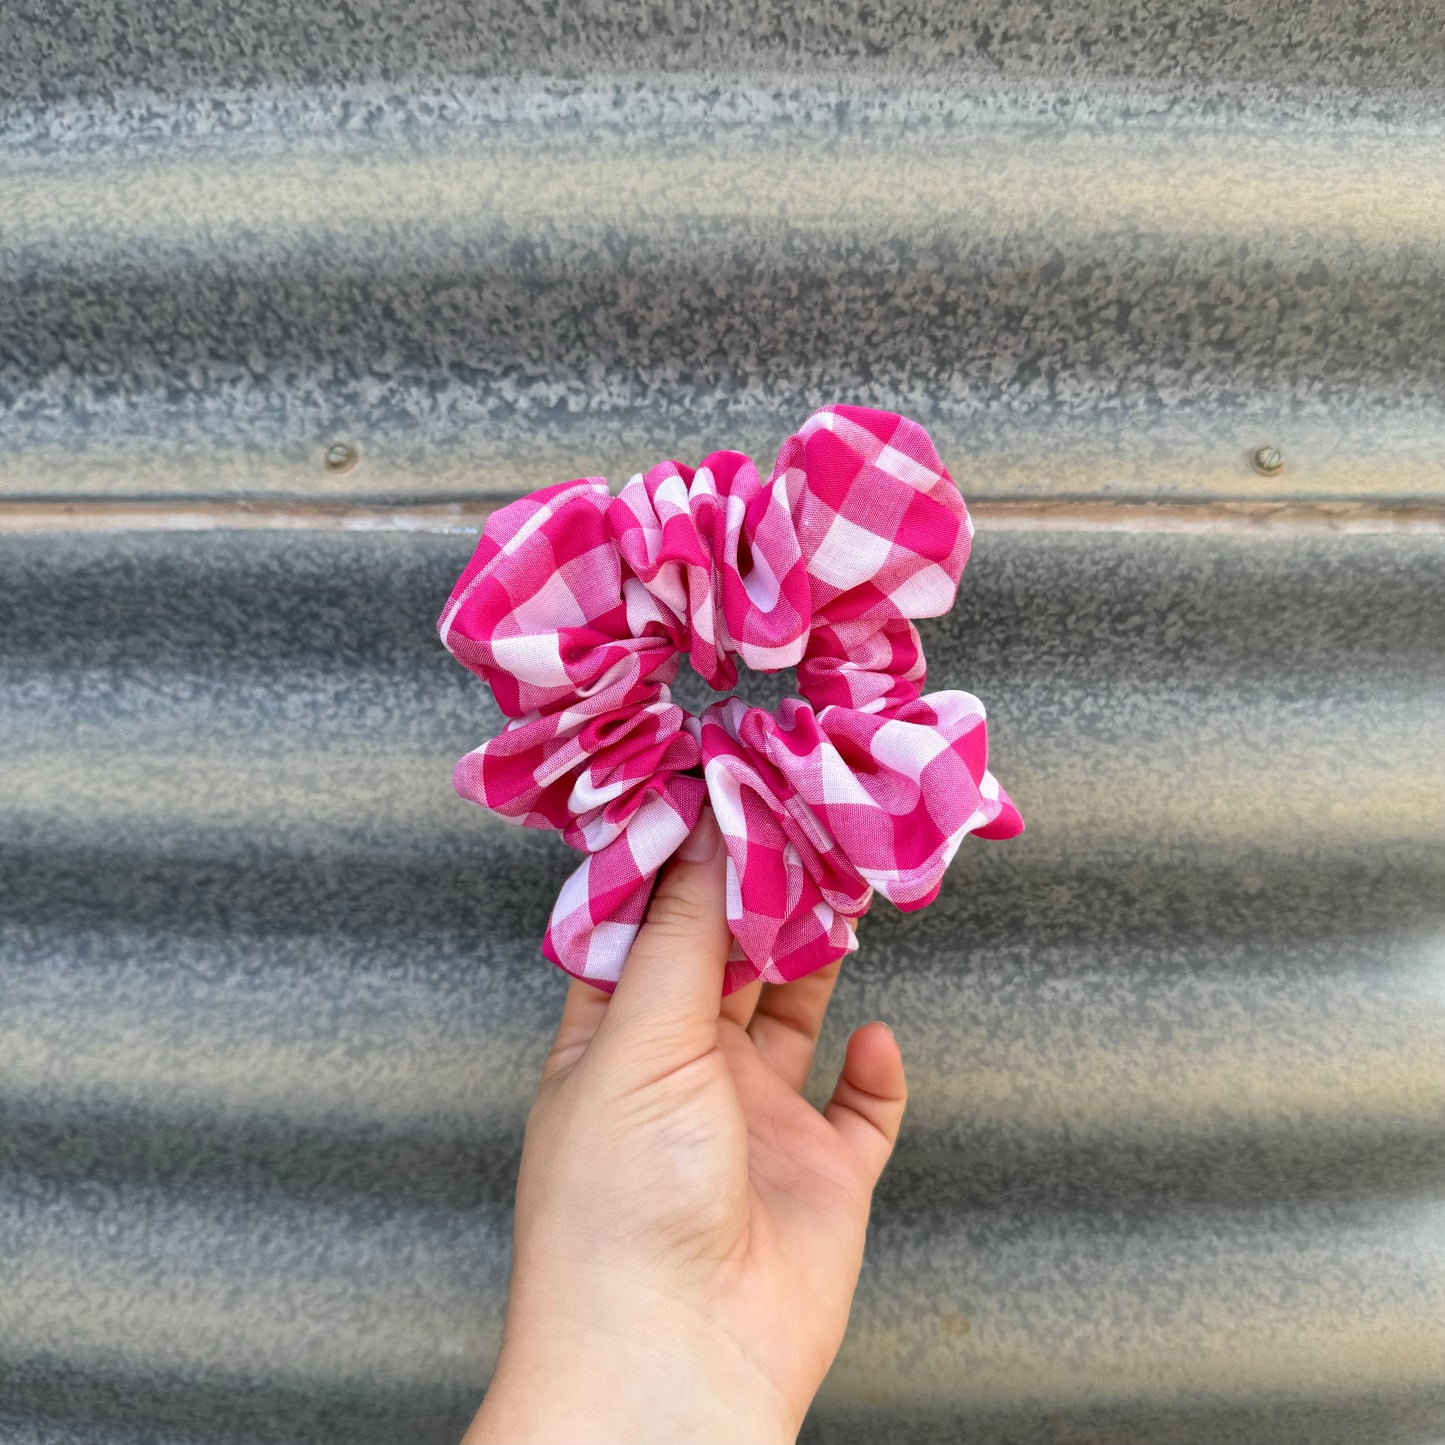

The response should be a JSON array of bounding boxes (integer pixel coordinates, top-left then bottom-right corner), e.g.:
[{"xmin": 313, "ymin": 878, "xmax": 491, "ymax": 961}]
[{"xmin": 746, "ymin": 954, "xmax": 845, "ymax": 1093}]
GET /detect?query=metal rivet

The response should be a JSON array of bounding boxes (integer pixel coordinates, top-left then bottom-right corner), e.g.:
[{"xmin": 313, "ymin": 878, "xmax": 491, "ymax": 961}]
[
  {"xmin": 324, "ymin": 441, "xmax": 360, "ymax": 474},
  {"xmin": 1250, "ymin": 444, "xmax": 1284, "ymax": 476}
]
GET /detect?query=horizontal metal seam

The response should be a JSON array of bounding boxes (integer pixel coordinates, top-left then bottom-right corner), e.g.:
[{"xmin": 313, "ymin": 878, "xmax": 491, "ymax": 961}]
[{"xmin": 2, "ymin": 499, "xmax": 1442, "ymax": 537}]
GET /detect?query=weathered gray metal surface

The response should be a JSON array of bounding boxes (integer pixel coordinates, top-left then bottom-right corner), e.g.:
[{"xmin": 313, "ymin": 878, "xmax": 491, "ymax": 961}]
[
  {"xmin": 3, "ymin": 2, "xmax": 1443, "ymax": 503},
  {"xmin": 3, "ymin": 1, "xmax": 1445, "ymax": 1441},
  {"xmin": 3, "ymin": 527, "xmax": 1443, "ymax": 1442}
]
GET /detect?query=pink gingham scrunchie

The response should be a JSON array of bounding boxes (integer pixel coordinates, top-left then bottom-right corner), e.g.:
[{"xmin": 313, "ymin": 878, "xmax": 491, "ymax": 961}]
[{"xmin": 438, "ymin": 404, "xmax": 1023, "ymax": 995}]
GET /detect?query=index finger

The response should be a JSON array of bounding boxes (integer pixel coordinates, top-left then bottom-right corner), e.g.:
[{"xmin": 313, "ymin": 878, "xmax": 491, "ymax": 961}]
[{"xmin": 540, "ymin": 974, "xmax": 613, "ymax": 1082}]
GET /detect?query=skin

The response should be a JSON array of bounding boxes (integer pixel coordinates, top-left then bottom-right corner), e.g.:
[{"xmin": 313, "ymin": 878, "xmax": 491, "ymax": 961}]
[{"xmin": 464, "ymin": 805, "xmax": 908, "ymax": 1444}]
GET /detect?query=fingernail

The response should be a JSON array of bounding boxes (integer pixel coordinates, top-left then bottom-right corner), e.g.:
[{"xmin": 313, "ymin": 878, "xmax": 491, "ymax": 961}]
[{"xmin": 676, "ymin": 807, "xmax": 722, "ymax": 862}]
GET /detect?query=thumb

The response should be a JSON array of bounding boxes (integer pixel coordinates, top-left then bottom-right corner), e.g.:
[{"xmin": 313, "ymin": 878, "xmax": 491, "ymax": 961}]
[{"xmin": 596, "ymin": 806, "xmax": 732, "ymax": 1069}]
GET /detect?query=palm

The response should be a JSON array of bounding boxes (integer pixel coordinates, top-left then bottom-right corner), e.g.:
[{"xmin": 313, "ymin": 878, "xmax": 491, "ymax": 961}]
[
  {"xmin": 722, "ymin": 1004, "xmax": 881, "ymax": 1368},
  {"xmin": 557, "ymin": 969, "xmax": 890, "ymax": 1419},
  {"xmin": 536, "ymin": 957, "xmax": 895, "ymax": 1354},
  {"xmin": 720, "ymin": 1010, "xmax": 870, "ymax": 1218}
]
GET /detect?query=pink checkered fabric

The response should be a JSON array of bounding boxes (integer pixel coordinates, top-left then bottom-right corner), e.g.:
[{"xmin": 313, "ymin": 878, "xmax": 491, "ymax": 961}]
[{"xmin": 438, "ymin": 404, "xmax": 1023, "ymax": 995}]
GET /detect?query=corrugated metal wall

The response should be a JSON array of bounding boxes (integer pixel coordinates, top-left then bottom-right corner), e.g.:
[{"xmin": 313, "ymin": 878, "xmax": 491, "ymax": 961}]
[{"xmin": 2, "ymin": 3, "xmax": 1443, "ymax": 1442}]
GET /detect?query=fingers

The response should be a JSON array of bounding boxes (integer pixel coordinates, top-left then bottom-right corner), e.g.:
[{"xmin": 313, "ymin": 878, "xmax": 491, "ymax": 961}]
[
  {"xmin": 745, "ymin": 915, "xmax": 854, "ymax": 1091},
  {"xmin": 540, "ymin": 975, "xmax": 612, "ymax": 1082},
  {"xmin": 746, "ymin": 957, "xmax": 842, "ymax": 1092},
  {"xmin": 596, "ymin": 806, "xmax": 731, "ymax": 1068},
  {"xmin": 824, "ymin": 1022, "xmax": 907, "ymax": 1185},
  {"xmin": 720, "ymin": 978, "xmax": 763, "ymax": 1029}
]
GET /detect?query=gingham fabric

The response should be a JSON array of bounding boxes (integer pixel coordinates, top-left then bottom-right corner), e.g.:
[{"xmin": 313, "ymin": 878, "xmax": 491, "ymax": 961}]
[{"xmin": 438, "ymin": 404, "xmax": 1023, "ymax": 995}]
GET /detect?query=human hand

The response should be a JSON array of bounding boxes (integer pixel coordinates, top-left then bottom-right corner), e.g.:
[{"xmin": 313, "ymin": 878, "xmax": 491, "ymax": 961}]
[{"xmin": 464, "ymin": 805, "xmax": 907, "ymax": 1444}]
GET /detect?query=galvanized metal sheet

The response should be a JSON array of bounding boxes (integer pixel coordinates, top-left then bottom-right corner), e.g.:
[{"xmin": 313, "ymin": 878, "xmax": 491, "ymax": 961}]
[
  {"xmin": 3, "ymin": 4, "xmax": 1442, "ymax": 504},
  {"xmin": 2, "ymin": 527, "xmax": 1442, "ymax": 1442}
]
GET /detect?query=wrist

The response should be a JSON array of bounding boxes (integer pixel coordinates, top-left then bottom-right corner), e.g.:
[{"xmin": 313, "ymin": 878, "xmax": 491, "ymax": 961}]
[{"xmin": 466, "ymin": 1289, "xmax": 797, "ymax": 1445}]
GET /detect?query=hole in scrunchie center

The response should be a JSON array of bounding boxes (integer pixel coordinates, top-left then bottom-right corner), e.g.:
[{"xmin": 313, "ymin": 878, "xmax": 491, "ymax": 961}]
[{"xmin": 668, "ymin": 655, "xmax": 803, "ymax": 721}]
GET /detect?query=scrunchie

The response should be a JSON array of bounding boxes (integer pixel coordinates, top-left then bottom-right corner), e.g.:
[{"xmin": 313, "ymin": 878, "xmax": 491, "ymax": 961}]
[{"xmin": 438, "ymin": 404, "xmax": 1023, "ymax": 995}]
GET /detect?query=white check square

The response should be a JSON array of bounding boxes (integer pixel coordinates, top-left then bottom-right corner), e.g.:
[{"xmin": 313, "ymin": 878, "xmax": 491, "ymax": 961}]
[{"xmin": 808, "ymin": 512, "xmax": 895, "ymax": 589}]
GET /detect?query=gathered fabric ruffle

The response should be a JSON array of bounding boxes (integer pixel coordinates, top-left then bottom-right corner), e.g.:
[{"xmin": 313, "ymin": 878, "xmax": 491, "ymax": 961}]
[{"xmin": 438, "ymin": 404, "xmax": 1023, "ymax": 995}]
